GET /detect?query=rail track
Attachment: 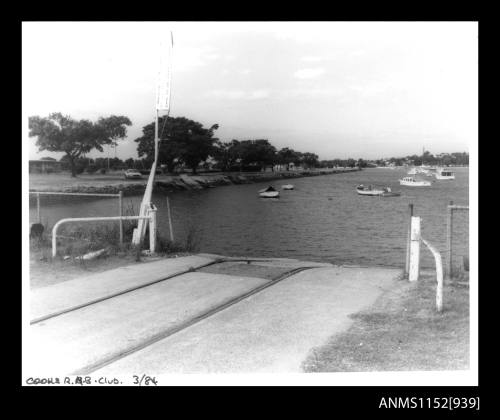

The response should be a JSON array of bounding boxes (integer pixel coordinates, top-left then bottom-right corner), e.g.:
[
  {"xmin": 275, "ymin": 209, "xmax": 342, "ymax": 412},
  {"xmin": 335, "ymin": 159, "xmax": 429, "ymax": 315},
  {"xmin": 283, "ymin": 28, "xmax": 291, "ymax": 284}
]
[{"xmin": 30, "ymin": 258, "xmax": 318, "ymax": 375}]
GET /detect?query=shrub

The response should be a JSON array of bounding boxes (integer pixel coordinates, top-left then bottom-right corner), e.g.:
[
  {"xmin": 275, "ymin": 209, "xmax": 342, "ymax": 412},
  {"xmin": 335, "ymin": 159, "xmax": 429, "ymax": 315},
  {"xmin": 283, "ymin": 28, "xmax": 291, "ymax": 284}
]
[{"xmin": 86, "ymin": 165, "xmax": 98, "ymax": 174}]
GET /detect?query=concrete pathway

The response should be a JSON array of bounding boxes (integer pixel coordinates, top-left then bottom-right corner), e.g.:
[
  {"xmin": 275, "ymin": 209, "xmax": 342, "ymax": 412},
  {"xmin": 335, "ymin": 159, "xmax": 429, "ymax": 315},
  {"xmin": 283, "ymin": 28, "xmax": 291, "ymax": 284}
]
[
  {"xmin": 94, "ymin": 266, "xmax": 400, "ymax": 374},
  {"xmin": 26, "ymin": 272, "xmax": 269, "ymax": 376},
  {"xmin": 30, "ymin": 255, "xmax": 216, "ymax": 322},
  {"xmin": 26, "ymin": 255, "xmax": 401, "ymax": 376}
]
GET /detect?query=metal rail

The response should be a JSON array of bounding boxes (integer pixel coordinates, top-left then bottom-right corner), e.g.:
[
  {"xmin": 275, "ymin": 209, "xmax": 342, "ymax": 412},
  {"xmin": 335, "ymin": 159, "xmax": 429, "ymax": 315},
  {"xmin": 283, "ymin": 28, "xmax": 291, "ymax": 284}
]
[
  {"xmin": 422, "ymin": 238, "xmax": 444, "ymax": 312},
  {"xmin": 51, "ymin": 214, "xmax": 154, "ymax": 258},
  {"xmin": 30, "ymin": 190, "xmax": 124, "ymax": 245},
  {"xmin": 30, "ymin": 191, "xmax": 121, "ymax": 197},
  {"xmin": 71, "ymin": 264, "xmax": 317, "ymax": 375}
]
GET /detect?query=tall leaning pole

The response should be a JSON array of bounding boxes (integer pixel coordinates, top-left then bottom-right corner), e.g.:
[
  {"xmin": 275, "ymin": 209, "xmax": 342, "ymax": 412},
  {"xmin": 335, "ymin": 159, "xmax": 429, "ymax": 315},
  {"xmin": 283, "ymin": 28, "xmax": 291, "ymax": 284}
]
[{"xmin": 132, "ymin": 32, "xmax": 173, "ymax": 246}]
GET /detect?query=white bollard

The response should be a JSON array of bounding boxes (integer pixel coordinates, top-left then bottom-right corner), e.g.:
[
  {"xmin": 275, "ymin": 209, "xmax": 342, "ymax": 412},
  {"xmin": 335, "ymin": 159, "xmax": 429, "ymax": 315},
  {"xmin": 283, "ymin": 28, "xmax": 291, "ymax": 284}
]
[
  {"xmin": 148, "ymin": 205, "xmax": 157, "ymax": 254},
  {"xmin": 409, "ymin": 216, "xmax": 421, "ymax": 282}
]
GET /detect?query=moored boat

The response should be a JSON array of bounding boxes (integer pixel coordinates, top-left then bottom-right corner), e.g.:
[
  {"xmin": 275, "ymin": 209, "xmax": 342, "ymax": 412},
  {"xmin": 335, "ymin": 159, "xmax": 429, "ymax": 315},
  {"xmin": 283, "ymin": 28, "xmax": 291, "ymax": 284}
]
[
  {"xmin": 282, "ymin": 184, "xmax": 294, "ymax": 190},
  {"xmin": 258, "ymin": 186, "xmax": 280, "ymax": 198},
  {"xmin": 356, "ymin": 185, "xmax": 401, "ymax": 197},
  {"xmin": 399, "ymin": 176, "xmax": 432, "ymax": 187},
  {"xmin": 356, "ymin": 184, "xmax": 385, "ymax": 196},
  {"xmin": 435, "ymin": 168, "xmax": 455, "ymax": 180}
]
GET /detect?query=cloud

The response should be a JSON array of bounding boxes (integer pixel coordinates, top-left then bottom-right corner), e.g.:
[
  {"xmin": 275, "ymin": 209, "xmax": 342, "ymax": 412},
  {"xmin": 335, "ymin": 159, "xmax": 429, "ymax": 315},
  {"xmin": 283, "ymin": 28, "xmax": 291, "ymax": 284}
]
[
  {"xmin": 207, "ymin": 89, "xmax": 270, "ymax": 100},
  {"xmin": 249, "ymin": 89, "xmax": 269, "ymax": 99},
  {"xmin": 284, "ymin": 87, "xmax": 345, "ymax": 98},
  {"xmin": 301, "ymin": 56, "xmax": 323, "ymax": 62},
  {"xmin": 293, "ymin": 68, "xmax": 326, "ymax": 79},
  {"xmin": 174, "ymin": 46, "xmax": 220, "ymax": 72}
]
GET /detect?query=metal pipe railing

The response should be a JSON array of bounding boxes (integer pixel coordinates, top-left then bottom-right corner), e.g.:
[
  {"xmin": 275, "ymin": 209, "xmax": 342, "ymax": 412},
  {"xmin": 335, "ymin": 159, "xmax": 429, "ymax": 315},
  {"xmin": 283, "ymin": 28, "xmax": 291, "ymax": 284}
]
[
  {"xmin": 30, "ymin": 191, "xmax": 121, "ymax": 197},
  {"xmin": 52, "ymin": 215, "xmax": 151, "ymax": 258},
  {"xmin": 30, "ymin": 190, "xmax": 124, "ymax": 246},
  {"xmin": 422, "ymin": 238, "xmax": 444, "ymax": 312}
]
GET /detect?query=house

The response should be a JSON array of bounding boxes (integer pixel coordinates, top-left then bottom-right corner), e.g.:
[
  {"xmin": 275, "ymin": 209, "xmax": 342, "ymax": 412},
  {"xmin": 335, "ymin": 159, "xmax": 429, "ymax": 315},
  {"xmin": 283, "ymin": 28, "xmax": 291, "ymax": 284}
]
[{"xmin": 29, "ymin": 159, "xmax": 62, "ymax": 173}]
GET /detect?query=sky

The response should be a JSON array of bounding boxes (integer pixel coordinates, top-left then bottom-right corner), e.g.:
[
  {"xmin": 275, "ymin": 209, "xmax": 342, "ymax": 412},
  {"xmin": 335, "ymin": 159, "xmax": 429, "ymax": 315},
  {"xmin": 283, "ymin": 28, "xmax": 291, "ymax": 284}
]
[{"xmin": 22, "ymin": 21, "xmax": 478, "ymax": 161}]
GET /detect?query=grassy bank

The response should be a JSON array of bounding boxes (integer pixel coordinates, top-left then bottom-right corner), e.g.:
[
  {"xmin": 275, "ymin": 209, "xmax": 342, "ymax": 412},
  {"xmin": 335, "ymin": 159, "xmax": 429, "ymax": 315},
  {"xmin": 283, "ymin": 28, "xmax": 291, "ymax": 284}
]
[
  {"xmin": 29, "ymin": 215, "xmax": 200, "ymax": 289},
  {"xmin": 302, "ymin": 273, "xmax": 470, "ymax": 372},
  {"xmin": 29, "ymin": 168, "xmax": 360, "ymax": 195}
]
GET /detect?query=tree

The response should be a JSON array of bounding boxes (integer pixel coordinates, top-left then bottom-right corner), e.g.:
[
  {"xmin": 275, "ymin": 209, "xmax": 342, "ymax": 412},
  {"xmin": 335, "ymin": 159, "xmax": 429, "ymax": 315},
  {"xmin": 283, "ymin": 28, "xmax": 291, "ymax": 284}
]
[
  {"xmin": 346, "ymin": 158, "xmax": 357, "ymax": 168},
  {"xmin": 28, "ymin": 112, "xmax": 132, "ymax": 177},
  {"xmin": 125, "ymin": 158, "xmax": 134, "ymax": 168},
  {"xmin": 212, "ymin": 139, "xmax": 242, "ymax": 171},
  {"xmin": 235, "ymin": 140, "xmax": 276, "ymax": 169},
  {"xmin": 357, "ymin": 158, "xmax": 367, "ymax": 168},
  {"xmin": 301, "ymin": 152, "xmax": 319, "ymax": 168},
  {"xmin": 135, "ymin": 116, "xmax": 219, "ymax": 174},
  {"xmin": 277, "ymin": 148, "xmax": 300, "ymax": 170}
]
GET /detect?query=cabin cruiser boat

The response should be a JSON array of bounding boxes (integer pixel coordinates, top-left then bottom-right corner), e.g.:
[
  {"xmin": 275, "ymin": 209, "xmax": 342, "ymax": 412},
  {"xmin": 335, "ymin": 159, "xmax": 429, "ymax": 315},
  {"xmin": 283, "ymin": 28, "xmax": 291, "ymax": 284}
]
[
  {"xmin": 258, "ymin": 186, "xmax": 280, "ymax": 198},
  {"xmin": 399, "ymin": 176, "xmax": 432, "ymax": 187},
  {"xmin": 435, "ymin": 168, "xmax": 455, "ymax": 180},
  {"xmin": 281, "ymin": 184, "xmax": 294, "ymax": 190}
]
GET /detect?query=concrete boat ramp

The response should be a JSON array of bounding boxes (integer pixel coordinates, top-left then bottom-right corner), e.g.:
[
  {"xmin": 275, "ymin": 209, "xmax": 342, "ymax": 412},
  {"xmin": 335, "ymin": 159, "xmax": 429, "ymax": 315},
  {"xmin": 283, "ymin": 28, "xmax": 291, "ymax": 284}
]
[{"xmin": 26, "ymin": 254, "xmax": 401, "ymax": 375}]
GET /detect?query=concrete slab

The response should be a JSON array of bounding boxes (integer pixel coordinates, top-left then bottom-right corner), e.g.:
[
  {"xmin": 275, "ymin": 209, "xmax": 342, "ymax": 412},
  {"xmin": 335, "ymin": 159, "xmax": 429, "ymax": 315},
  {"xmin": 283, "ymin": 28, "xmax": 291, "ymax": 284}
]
[
  {"xmin": 30, "ymin": 255, "xmax": 215, "ymax": 322},
  {"xmin": 94, "ymin": 266, "xmax": 400, "ymax": 374},
  {"xmin": 26, "ymin": 272, "xmax": 269, "ymax": 375}
]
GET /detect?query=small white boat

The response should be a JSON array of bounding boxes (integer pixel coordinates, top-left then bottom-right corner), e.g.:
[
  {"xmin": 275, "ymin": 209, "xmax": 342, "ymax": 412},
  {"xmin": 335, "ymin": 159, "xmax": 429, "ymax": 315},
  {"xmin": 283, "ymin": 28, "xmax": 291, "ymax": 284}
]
[
  {"xmin": 399, "ymin": 176, "xmax": 432, "ymax": 187},
  {"xmin": 435, "ymin": 168, "xmax": 455, "ymax": 180},
  {"xmin": 282, "ymin": 184, "xmax": 294, "ymax": 190},
  {"xmin": 258, "ymin": 186, "xmax": 280, "ymax": 198},
  {"xmin": 407, "ymin": 168, "xmax": 418, "ymax": 175},
  {"xmin": 356, "ymin": 184, "xmax": 385, "ymax": 196},
  {"xmin": 356, "ymin": 185, "xmax": 401, "ymax": 197}
]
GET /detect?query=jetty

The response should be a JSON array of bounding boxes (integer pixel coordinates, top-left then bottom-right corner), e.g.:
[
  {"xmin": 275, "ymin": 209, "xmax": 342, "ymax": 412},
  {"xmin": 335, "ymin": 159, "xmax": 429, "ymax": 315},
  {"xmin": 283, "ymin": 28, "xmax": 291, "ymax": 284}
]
[{"xmin": 26, "ymin": 254, "xmax": 400, "ymax": 375}]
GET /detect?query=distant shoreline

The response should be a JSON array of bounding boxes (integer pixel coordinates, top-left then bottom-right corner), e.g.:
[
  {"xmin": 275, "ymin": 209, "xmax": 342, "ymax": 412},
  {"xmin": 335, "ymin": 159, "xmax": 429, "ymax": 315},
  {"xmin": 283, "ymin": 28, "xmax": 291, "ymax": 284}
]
[{"xmin": 29, "ymin": 168, "xmax": 361, "ymax": 197}]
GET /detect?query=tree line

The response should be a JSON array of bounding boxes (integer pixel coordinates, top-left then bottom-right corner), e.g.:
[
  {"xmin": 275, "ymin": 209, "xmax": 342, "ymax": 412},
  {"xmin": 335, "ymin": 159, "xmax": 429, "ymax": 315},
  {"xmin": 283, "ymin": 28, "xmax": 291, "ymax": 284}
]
[
  {"xmin": 369, "ymin": 150, "xmax": 469, "ymax": 167},
  {"xmin": 28, "ymin": 112, "xmax": 468, "ymax": 177},
  {"xmin": 29, "ymin": 113, "xmax": 321, "ymax": 175}
]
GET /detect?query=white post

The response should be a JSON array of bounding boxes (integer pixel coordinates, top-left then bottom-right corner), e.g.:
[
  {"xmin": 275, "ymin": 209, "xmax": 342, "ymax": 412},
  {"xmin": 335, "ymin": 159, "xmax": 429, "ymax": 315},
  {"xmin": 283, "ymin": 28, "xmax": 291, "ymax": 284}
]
[
  {"xmin": 409, "ymin": 216, "xmax": 421, "ymax": 282},
  {"xmin": 118, "ymin": 191, "xmax": 123, "ymax": 246},
  {"xmin": 148, "ymin": 205, "xmax": 157, "ymax": 254},
  {"xmin": 405, "ymin": 203, "xmax": 414, "ymax": 278},
  {"xmin": 422, "ymin": 238, "xmax": 444, "ymax": 312},
  {"xmin": 435, "ymin": 251, "xmax": 444, "ymax": 312},
  {"xmin": 36, "ymin": 192, "xmax": 41, "ymax": 224},
  {"xmin": 166, "ymin": 196, "xmax": 174, "ymax": 242}
]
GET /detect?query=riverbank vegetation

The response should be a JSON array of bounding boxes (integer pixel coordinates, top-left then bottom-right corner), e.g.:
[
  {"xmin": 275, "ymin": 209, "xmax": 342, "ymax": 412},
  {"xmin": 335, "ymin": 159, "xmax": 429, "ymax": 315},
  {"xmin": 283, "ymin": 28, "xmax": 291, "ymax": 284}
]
[
  {"xmin": 28, "ymin": 113, "xmax": 132, "ymax": 177},
  {"xmin": 302, "ymin": 273, "xmax": 469, "ymax": 372},
  {"xmin": 29, "ymin": 205, "xmax": 200, "ymax": 288},
  {"xmin": 29, "ymin": 112, "xmax": 469, "ymax": 177}
]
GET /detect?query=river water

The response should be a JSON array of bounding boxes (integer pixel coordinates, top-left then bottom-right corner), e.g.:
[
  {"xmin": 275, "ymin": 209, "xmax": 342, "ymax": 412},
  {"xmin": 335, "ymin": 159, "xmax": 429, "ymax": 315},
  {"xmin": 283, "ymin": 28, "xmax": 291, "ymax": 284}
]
[{"xmin": 29, "ymin": 167, "xmax": 469, "ymax": 269}]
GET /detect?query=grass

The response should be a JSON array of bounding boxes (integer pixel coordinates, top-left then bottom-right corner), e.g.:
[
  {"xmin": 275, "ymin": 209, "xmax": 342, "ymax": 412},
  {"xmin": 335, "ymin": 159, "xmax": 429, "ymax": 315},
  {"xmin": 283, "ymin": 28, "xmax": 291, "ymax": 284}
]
[
  {"xmin": 302, "ymin": 273, "xmax": 470, "ymax": 372},
  {"xmin": 29, "ymin": 202, "xmax": 201, "ymax": 288}
]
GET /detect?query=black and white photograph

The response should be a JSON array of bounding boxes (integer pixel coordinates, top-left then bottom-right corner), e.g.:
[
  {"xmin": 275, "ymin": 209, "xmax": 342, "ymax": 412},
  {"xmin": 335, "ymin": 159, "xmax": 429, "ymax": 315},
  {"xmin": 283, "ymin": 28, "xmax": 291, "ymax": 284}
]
[{"xmin": 22, "ymin": 21, "xmax": 477, "ymax": 388}]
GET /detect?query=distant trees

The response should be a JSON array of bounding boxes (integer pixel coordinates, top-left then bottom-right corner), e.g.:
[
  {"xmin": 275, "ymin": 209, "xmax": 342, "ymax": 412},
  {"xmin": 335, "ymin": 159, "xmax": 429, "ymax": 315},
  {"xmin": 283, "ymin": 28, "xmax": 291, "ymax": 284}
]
[
  {"xmin": 29, "ymin": 112, "xmax": 132, "ymax": 177},
  {"xmin": 301, "ymin": 152, "xmax": 319, "ymax": 168},
  {"xmin": 360, "ymin": 151, "xmax": 469, "ymax": 167}
]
